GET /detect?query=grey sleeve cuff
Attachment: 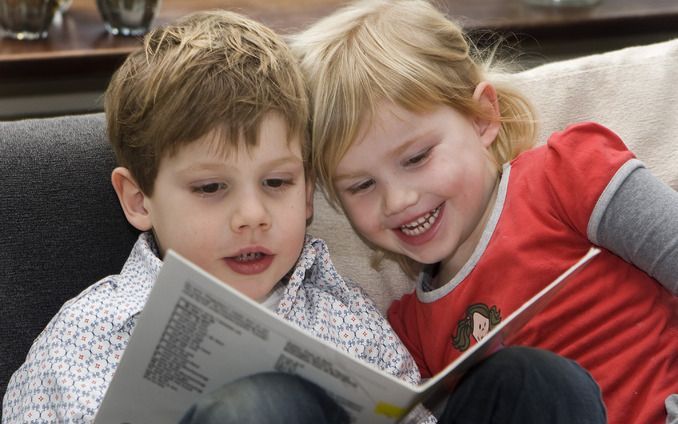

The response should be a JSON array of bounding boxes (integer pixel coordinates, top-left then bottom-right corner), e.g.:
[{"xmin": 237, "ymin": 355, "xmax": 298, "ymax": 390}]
[
  {"xmin": 588, "ymin": 161, "xmax": 678, "ymax": 295},
  {"xmin": 666, "ymin": 394, "xmax": 678, "ymax": 424}
]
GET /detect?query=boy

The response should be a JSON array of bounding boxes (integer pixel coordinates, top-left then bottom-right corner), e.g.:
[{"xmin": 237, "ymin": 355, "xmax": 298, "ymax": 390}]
[{"xmin": 1, "ymin": 10, "xmax": 426, "ymax": 423}]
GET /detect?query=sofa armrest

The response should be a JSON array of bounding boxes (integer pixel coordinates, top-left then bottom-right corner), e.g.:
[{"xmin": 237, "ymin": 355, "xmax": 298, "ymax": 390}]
[{"xmin": 0, "ymin": 113, "xmax": 140, "ymax": 401}]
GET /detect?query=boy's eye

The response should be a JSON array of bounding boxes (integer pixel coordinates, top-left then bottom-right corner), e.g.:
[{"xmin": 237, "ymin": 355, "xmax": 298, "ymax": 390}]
[
  {"xmin": 348, "ymin": 179, "xmax": 374, "ymax": 194},
  {"xmin": 193, "ymin": 182, "xmax": 227, "ymax": 195},
  {"xmin": 263, "ymin": 178, "xmax": 292, "ymax": 189}
]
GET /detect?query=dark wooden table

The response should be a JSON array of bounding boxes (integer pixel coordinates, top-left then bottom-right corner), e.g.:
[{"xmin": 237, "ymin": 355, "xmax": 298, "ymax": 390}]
[{"xmin": 1, "ymin": 0, "xmax": 677, "ymax": 118}]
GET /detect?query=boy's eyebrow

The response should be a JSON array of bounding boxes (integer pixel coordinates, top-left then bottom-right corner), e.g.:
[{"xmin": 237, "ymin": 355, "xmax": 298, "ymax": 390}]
[
  {"xmin": 263, "ymin": 156, "xmax": 305, "ymax": 168},
  {"xmin": 179, "ymin": 155, "xmax": 303, "ymax": 174}
]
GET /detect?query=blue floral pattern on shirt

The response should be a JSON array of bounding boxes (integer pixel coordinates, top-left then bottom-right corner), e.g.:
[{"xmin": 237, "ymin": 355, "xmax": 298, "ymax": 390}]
[{"xmin": 3, "ymin": 232, "xmax": 430, "ymax": 423}]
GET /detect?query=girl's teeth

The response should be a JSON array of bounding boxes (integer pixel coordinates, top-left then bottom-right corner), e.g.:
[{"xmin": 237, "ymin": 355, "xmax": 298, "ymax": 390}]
[
  {"xmin": 401, "ymin": 206, "xmax": 440, "ymax": 236},
  {"xmin": 236, "ymin": 252, "xmax": 263, "ymax": 262}
]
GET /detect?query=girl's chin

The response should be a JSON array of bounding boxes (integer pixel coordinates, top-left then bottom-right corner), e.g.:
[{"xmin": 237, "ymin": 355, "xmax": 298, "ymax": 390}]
[{"xmin": 404, "ymin": 250, "xmax": 443, "ymax": 266}]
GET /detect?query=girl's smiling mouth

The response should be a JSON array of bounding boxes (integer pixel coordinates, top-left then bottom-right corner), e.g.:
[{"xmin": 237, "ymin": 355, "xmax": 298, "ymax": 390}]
[
  {"xmin": 400, "ymin": 204, "xmax": 442, "ymax": 236},
  {"xmin": 394, "ymin": 203, "xmax": 444, "ymax": 246}
]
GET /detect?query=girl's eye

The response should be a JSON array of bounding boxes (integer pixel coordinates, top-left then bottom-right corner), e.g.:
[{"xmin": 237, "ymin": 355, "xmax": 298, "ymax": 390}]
[
  {"xmin": 347, "ymin": 179, "xmax": 374, "ymax": 194},
  {"xmin": 193, "ymin": 182, "xmax": 227, "ymax": 195},
  {"xmin": 263, "ymin": 178, "xmax": 292, "ymax": 189},
  {"xmin": 403, "ymin": 148, "xmax": 432, "ymax": 166}
]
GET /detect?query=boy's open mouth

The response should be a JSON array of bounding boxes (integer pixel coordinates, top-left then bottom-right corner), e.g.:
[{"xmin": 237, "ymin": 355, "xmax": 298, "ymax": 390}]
[
  {"xmin": 225, "ymin": 251, "xmax": 274, "ymax": 275},
  {"xmin": 235, "ymin": 252, "xmax": 265, "ymax": 262},
  {"xmin": 400, "ymin": 204, "xmax": 442, "ymax": 236}
]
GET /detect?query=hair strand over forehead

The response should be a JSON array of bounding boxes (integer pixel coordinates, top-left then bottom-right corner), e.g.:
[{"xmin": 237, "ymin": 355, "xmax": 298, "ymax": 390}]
[
  {"xmin": 291, "ymin": 0, "xmax": 536, "ymax": 204},
  {"xmin": 106, "ymin": 9, "xmax": 309, "ymax": 195}
]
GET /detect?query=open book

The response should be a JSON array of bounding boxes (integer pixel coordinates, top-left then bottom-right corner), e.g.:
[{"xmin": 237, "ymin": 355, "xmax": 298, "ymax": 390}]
[{"xmin": 95, "ymin": 247, "xmax": 600, "ymax": 423}]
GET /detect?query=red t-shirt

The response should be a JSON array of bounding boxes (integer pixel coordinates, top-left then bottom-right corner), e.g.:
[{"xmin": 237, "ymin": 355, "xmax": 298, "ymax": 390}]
[{"xmin": 389, "ymin": 123, "xmax": 677, "ymax": 424}]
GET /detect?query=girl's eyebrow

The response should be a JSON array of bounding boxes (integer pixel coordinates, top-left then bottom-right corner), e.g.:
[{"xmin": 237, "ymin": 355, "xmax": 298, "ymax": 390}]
[
  {"xmin": 392, "ymin": 133, "xmax": 427, "ymax": 157},
  {"xmin": 333, "ymin": 170, "xmax": 364, "ymax": 183},
  {"xmin": 334, "ymin": 131, "xmax": 434, "ymax": 182}
]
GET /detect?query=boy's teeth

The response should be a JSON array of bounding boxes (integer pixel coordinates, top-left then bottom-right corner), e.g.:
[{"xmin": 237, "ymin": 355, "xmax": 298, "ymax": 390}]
[
  {"xmin": 400, "ymin": 206, "xmax": 440, "ymax": 236},
  {"xmin": 236, "ymin": 252, "xmax": 263, "ymax": 262}
]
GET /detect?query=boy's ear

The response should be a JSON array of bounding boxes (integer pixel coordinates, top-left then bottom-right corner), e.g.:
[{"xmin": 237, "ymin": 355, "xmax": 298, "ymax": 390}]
[
  {"xmin": 111, "ymin": 167, "xmax": 153, "ymax": 231},
  {"xmin": 305, "ymin": 176, "xmax": 315, "ymax": 225},
  {"xmin": 472, "ymin": 81, "xmax": 501, "ymax": 148}
]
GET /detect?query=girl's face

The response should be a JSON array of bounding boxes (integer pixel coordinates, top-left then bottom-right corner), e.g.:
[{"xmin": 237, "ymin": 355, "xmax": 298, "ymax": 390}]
[{"xmin": 333, "ymin": 91, "xmax": 500, "ymax": 280}]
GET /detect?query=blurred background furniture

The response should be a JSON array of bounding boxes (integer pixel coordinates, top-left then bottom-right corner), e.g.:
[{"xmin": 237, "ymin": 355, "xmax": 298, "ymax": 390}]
[{"xmin": 1, "ymin": 0, "xmax": 678, "ymax": 119}]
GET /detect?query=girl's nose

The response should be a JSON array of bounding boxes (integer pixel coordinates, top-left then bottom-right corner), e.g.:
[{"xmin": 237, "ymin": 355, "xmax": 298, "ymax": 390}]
[
  {"xmin": 230, "ymin": 192, "xmax": 272, "ymax": 232},
  {"xmin": 382, "ymin": 182, "xmax": 418, "ymax": 217}
]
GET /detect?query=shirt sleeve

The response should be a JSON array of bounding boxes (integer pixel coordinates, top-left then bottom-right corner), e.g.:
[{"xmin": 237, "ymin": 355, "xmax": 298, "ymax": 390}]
[
  {"xmin": 339, "ymin": 278, "xmax": 423, "ymax": 383},
  {"xmin": 2, "ymin": 278, "xmax": 138, "ymax": 424},
  {"xmin": 2, "ymin": 305, "xmax": 106, "ymax": 423},
  {"xmin": 542, "ymin": 122, "xmax": 636, "ymax": 237},
  {"xmin": 590, "ymin": 166, "xmax": 678, "ymax": 295},
  {"xmin": 666, "ymin": 394, "xmax": 678, "ymax": 424},
  {"xmin": 543, "ymin": 122, "xmax": 678, "ymax": 295}
]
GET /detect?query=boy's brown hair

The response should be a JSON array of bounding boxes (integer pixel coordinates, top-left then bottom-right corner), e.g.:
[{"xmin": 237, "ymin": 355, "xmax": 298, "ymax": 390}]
[{"xmin": 105, "ymin": 10, "xmax": 309, "ymax": 195}]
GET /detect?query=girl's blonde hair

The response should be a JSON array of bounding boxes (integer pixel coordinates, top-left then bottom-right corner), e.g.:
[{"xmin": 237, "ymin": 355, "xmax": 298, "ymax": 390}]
[{"xmin": 290, "ymin": 0, "xmax": 537, "ymax": 276}]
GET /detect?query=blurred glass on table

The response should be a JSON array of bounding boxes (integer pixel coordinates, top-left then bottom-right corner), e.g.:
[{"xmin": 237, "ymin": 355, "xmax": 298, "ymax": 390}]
[
  {"xmin": 57, "ymin": 0, "xmax": 72, "ymax": 14},
  {"xmin": 523, "ymin": 0, "xmax": 601, "ymax": 6},
  {"xmin": 96, "ymin": 0, "xmax": 161, "ymax": 36},
  {"xmin": 0, "ymin": 0, "xmax": 59, "ymax": 40}
]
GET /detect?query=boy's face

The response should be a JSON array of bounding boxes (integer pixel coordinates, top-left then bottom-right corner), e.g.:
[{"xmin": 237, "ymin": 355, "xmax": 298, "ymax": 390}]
[{"xmin": 144, "ymin": 113, "xmax": 313, "ymax": 301}]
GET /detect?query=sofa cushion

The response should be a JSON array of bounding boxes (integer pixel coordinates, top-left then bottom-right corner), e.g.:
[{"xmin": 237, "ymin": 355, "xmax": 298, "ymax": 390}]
[{"xmin": 511, "ymin": 37, "xmax": 678, "ymax": 189}]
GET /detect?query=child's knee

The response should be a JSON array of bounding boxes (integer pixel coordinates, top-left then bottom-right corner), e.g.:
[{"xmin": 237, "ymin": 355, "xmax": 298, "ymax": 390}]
[{"xmin": 180, "ymin": 372, "xmax": 349, "ymax": 424}]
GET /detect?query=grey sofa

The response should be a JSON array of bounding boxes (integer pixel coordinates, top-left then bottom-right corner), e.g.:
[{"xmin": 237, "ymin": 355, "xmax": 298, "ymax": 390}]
[{"xmin": 0, "ymin": 114, "xmax": 139, "ymax": 402}]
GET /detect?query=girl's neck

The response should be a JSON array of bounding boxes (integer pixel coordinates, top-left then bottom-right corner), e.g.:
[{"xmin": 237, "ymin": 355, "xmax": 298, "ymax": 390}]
[{"xmin": 431, "ymin": 172, "xmax": 500, "ymax": 288}]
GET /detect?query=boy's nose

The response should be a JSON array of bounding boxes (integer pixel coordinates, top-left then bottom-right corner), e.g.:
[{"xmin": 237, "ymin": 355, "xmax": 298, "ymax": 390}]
[
  {"xmin": 382, "ymin": 182, "xmax": 418, "ymax": 217},
  {"xmin": 231, "ymin": 193, "xmax": 271, "ymax": 232}
]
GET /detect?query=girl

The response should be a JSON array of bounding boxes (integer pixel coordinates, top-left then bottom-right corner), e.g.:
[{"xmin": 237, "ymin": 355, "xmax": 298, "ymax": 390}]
[{"xmin": 291, "ymin": 1, "xmax": 678, "ymax": 423}]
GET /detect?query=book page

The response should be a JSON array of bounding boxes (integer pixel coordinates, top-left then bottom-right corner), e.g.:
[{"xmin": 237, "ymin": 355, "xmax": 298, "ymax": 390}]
[
  {"xmin": 96, "ymin": 247, "xmax": 600, "ymax": 424},
  {"xmin": 95, "ymin": 250, "xmax": 420, "ymax": 424}
]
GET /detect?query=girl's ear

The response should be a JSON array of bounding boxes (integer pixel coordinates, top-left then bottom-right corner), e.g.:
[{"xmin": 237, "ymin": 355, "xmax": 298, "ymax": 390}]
[
  {"xmin": 111, "ymin": 167, "xmax": 153, "ymax": 231},
  {"xmin": 472, "ymin": 81, "xmax": 501, "ymax": 148}
]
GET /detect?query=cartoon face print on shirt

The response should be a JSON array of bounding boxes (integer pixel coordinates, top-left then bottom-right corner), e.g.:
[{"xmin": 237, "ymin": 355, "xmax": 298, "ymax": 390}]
[{"xmin": 452, "ymin": 303, "xmax": 501, "ymax": 352}]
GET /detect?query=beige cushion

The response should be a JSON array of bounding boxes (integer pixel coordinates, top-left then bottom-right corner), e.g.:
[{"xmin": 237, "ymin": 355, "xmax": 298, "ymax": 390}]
[
  {"xmin": 511, "ymin": 37, "xmax": 678, "ymax": 189},
  {"xmin": 309, "ymin": 37, "xmax": 678, "ymax": 314}
]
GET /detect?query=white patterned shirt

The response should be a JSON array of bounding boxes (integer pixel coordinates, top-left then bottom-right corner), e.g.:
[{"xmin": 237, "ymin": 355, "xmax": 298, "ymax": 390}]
[{"xmin": 3, "ymin": 233, "xmax": 432, "ymax": 423}]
